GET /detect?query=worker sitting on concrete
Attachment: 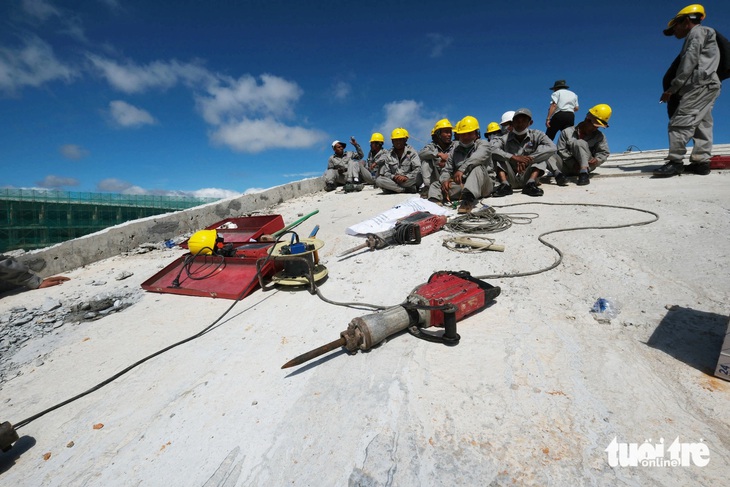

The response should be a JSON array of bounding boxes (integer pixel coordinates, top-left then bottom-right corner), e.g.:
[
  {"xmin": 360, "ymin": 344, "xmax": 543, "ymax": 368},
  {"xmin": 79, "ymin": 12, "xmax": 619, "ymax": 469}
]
[
  {"xmin": 324, "ymin": 138, "xmax": 371, "ymax": 192},
  {"xmin": 491, "ymin": 108, "xmax": 557, "ymax": 197},
  {"xmin": 548, "ymin": 104, "xmax": 612, "ymax": 186},
  {"xmin": 375, "ymin": 128, "xmax": 423, "ymax": 194},
  {"xmin": 428, "ymin": 116, "xmax": 495, "ymax": 214},
  {"xmin": 365, "ymin": 133, "xmax": 388, "ymax": 182},
  {"xmin": 419, "ymin": 119, "xmax": 455, "ymax": 195},
  {"xmin": 1, "ymin": 254, "xmax": 70, "ymax": 293}
]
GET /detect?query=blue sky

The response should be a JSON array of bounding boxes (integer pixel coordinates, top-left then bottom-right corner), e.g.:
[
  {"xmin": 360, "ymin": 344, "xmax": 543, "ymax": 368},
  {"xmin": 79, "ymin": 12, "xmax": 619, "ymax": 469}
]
[{"xmin": 2, "ymin": 0, "xmax": 729, "ymax": 198}]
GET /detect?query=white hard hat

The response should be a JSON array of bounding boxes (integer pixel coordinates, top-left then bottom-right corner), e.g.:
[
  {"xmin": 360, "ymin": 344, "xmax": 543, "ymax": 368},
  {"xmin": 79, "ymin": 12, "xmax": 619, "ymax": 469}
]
[{"xmin": 500, "ymin": 111, "xmax": 515, "ymax": 125}]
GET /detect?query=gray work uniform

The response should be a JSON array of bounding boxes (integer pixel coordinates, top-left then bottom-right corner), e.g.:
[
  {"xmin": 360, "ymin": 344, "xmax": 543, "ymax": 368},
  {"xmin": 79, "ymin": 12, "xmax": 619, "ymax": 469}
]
[
  {"xmin": 419, "ymin": 141, "xmax": 454, "ymax": 187},
  {"xmin": 429, "ymin": 139, "xmax": 494, "ymax": 201},
  {"xmin": 0, "ymin": 254, "xmax": 41, "ymax": 292},
  {"xmin": 666, "ymin": 25, "xmax": 721, "ymax": 164},
  {"xmin": 365, "ymin": 148, "xmax": 387, "ymax": 179},
  {"xmin": 324, "ymin": 143, "xmax": 367, "ymax": 186},
  {"xmin": 375, "ymin": 144, "xmax": 422, "ymax": 193},
  {"xmin": 491, "ymin": 130, "xmax": 556, "ymax": 188},
  {"xmin": 548, "ymin": 123, "xmax": 610, "ymax": 175}
]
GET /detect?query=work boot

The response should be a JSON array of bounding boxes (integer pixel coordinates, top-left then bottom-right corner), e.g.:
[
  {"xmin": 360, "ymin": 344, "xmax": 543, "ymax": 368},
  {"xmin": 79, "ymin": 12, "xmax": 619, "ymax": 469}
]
[
  {"xmin": 427, "ymin": 197, "xmax": 443, "ymax": 206},
  {"xmin": 492, "ymin": 183, "xmax": 513, "ymax": 197},
  {"xmin": 684, "ymin": 162, "xmax": 711, "ymax": 175},
  {"xmin": 555, "ymin": 173, "xmax": 568, "ymax": 186},
  {"xmin": 325, "ymin": 183, "xmax": 337, "ymax": 192},
  {"xmin": 653, "ymin": 161, "xmax": 684, "ymax": 177},
  {"xmin": 456, "ymin": 199, "xmax": 476, "ymax": 214},
  {"xmin": 577, "ymin": 173, "xmax": 590, "ymax": 186},
  {"xmin": 521, "ymin": 181, "xmax": 544, "ymax": 197},
  {"xmin": 406, "ymin": 185, "xmax": 419, "ymax": 194}
]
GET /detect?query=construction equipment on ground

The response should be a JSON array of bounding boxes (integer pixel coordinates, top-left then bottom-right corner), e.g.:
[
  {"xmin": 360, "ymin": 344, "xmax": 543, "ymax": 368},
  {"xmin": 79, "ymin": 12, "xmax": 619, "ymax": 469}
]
[
  {"xmin": 337, "ymin": 211, "xmax": 447, "ymax": 257},
  {"xmin": 281, "ymin": 271, "xmax": 500, "ymax": 369}
]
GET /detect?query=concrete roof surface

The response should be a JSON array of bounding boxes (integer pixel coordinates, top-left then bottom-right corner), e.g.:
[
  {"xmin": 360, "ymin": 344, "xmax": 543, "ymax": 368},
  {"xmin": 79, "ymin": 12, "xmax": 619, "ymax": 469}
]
[{"xmin": 1, "ymin": 146, "xmax": 730, "ymax": 486}]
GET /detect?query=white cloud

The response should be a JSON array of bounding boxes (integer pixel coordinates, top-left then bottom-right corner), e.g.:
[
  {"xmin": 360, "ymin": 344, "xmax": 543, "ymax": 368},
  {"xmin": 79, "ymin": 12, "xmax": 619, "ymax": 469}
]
[
  {"xmin": 59, "ymin": 144, "xmax": 90, "ymax": 160},
  {"xmin": 210, "ymin": 117, "xmax": 327, "ymax": 153},
  {"xmin": 379, "ymin": 100, "xmax": 433, "ymax": 141},
  {"xmin": 282, "ymin": 171, "xmax": 322, "ymax": 178},
  {"xmin": 0, "ymin": 36, "xmax": 76, "ymax": 93},
  {"xmin": 196, "ymin": 73, "xmax": 303, "ymax": 125},
  {"xmin": 88, "ymin": 55, "xmax": 212, "ymax": 94},
  {"xmin": 190, "ymin": 188, "xmax": 241, "ymax": 199},
  {"xmin": 332, "ymin": 81, "xmax": 351, "ymax": 101},
  {"xmin": 109, "ymin": 100, "xmax": 156, "ymax": 128},
  {"xmin": 21, "ymin": 0, "xmax": 60, "ymax": 21},
  {"xmin": 96, "ymin": 178, "xmax": 234, "ymax": 199},
  {"xmin": 426, "ymin": 33, "xmax": 453, "ymax": 58},
  {"xmin": 37, "ymin": 174, "xmax": 80, "ymax": 188},
  {"xmin": 97, "ymin": 177, "xmax": 133, "ymax": 192}
]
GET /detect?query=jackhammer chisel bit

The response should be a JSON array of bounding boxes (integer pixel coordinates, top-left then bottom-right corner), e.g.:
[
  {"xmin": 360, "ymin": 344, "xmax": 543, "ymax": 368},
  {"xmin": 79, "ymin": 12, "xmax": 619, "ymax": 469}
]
[{"xmin": 336, "ymin": 234, "xmax": 387, "ymax": 257}]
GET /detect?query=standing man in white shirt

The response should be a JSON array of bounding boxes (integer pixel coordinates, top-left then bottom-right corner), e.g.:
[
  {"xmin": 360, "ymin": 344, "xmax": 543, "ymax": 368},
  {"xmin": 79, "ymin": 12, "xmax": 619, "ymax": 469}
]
[{"xmin": 545, "ymin": 80, "xmax": 579, "ymax": 141}]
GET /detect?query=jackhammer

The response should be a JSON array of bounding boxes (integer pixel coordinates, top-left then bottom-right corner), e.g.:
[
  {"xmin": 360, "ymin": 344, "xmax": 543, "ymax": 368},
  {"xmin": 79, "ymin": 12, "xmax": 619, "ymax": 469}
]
[{"xmin": 281, "ymin": 271, "xmax": 500, "ymax": 369}]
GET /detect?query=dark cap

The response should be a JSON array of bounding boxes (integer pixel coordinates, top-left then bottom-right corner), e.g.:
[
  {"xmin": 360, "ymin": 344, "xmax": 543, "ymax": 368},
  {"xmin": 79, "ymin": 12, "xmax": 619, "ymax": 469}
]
[{"xmin": 550, "ymin": 80, "xmax": 569, "ymax": 90}]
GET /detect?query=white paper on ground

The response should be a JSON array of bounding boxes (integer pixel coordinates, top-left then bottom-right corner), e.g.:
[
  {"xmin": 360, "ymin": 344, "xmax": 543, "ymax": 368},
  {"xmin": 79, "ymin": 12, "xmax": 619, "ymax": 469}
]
[{"xmin": 345, "ymin": 197, "xmax": 455, "ymax": 236}]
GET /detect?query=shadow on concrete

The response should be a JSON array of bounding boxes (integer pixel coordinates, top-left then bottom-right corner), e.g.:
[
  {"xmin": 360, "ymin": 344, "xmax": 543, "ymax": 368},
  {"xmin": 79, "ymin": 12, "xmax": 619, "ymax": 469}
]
[
  {"xmin": 0, "ymin": 435, "xmax": 36, "ymax": 475},
  {"xmin": 646, "ymin": 306, "xmax": 728, "ymax": 375}
]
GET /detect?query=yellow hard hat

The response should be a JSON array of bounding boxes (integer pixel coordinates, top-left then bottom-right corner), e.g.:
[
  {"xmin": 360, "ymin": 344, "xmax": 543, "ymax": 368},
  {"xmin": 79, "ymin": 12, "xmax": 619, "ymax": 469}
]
[
  {"xmin": 432, "ymin": 118, "xmax": 453, "ymax": 135},
  {"xmin": 664, "ymin": 4, "xmax": 705, "ymax": 35},
  {"xmin": 486, "ymin": 122, "xmax": 501, "ymax": 134},
  {"xmin": 588, "ymin": 104, "xmax": 612, "ymax": 128},
  {"xmin": 391, "ymin": 127, "xmax": 408, "ymax": 139},
  {"xmin": 370, "ymin": 132, "xmax": 384, "ymax": 143},
  {"xmin": 454, "ymin": 115, "xmax": 479, "ymax": 134},
  {"xmin": 188, "ymin": 229, "xmax": 218, "ymax": 255}
]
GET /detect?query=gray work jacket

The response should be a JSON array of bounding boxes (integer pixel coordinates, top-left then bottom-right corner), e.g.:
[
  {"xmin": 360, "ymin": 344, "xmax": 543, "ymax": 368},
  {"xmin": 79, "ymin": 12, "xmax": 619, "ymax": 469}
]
[
  {"xmin": 491, "ymin": 129, "xmax": 556, "ymax": 163},
  {"xmin": 380, "ymin": 145, "xmax": 422, "ymax": 179},
  {"xmin": 669, "ymin": 25, "xmax": 721, "ymax": 95},
  {"xmin": 557, "ymin": 124, "xmax": 610, "ymax": 163},
  {"xmin": 327, "ymin": 143, "xmax": 364, "ymax": 171},
  {"xmin": 440, "ymin": 139, "xmax": 492, "ymax": 183}
]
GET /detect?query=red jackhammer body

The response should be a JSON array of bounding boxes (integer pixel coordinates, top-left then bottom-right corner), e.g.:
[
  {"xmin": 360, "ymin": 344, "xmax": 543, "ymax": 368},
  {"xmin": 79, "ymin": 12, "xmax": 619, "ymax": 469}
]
[{"xmin": 282, "ymin": 271, "xmax": 500, "ymax": 369}]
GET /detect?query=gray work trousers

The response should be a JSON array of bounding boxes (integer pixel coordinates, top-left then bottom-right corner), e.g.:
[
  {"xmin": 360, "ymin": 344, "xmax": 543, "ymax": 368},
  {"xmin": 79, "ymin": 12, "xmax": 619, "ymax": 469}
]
[
  {"xmin": 421, "ymin": 160, "xmax": 443, "ymax": 188},
  {"xmin": 668, "ymin": 82, "xmax": 721, "ymax": 164},
  {"xmin": 427, "ymin": 165, "xmax": 494, "ymax": 201},
  {"xmin": 324, "ymin": 161, "xmax": 374, "ymax": 186},
  {"xmin": 548, "ymin": 141, "xmax": 603, "ymax": 176},
  {"xmin": 497, "ymin": 159, "xmax": 547, "ymax": 188},
  {"xmin": 375, "ymin": 173, "xmax": 421, "ymax": 193}
]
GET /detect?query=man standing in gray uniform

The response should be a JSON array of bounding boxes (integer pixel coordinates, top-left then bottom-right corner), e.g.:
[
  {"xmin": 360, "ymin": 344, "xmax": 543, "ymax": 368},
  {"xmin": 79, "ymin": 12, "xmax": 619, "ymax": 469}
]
[
  {"xmin": 428, "ymin": 116, "xmax": 494, "ymax": 214},
  {"xmin": 491, "ymin": 108, "xmax": 556, "ymax": 197},
  {"xmin": 656, "ymin": 4, "xmax": 721, "ymax": 177},
  {"xmin": 375, "ymin": 128, "xmax": 422, "ymax": 194},
  {"xmin": 549, "ymin": 104, "xmax": 612, "ymax": 187},
  {"xmin": 324, "ymin": 138, "xmax": 369, "ymax": 191}
]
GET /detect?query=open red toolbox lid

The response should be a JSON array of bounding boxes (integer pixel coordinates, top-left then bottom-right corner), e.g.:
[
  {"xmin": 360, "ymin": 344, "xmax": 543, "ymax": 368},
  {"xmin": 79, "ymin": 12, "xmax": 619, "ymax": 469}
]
[
  {"xmin": 180, "ymin": 215, "xmax": 284, "ymax": 248},
  {"xmin": 141, "ymin": 255, "xmax": 274, "ymax": 300}
]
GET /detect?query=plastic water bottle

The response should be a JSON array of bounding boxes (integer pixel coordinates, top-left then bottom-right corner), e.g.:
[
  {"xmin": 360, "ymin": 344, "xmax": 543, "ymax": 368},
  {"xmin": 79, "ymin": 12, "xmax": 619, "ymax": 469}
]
[{"xmin": 590, "ymin": 297, "xmax": 619, "ymax": 322}]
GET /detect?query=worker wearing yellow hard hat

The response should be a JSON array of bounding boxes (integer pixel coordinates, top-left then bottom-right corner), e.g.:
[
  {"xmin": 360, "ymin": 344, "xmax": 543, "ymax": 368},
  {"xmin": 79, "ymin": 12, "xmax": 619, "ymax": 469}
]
[
  {"xmin": 427, "ymin": 115, "xmax": 495, "ymax": 214},
  {"xmin": 419, "ymin": 118, "xmax": 454, "ymax": 193},
  {"xmin": 656, "ymin": 4, "xmax": 720, "ymax": 177},
  {"xmin": 548, "ymin": 104, "xmax": 612, "ymax": 187},
  {"xmin": 365, "ymin": 133, "xmax": 387, "ymax": 181},
  {"xmin": 485, "ymin": 122, "xmax": 502, "ymax": 142},
  {"xmin": 374, "ymin": 128, "xmax": 423, "ymax": 194}
]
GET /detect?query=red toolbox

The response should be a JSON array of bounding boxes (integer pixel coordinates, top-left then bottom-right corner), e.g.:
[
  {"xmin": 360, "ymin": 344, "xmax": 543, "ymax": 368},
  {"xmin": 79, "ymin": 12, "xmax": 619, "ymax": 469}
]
[
  {"xmin": 141, "ymin": 255, "xmax": 274, "ymax": 300},
  {"xmin": 180, "ymin": 215, "xmax": 284, "ymax": 248}
]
